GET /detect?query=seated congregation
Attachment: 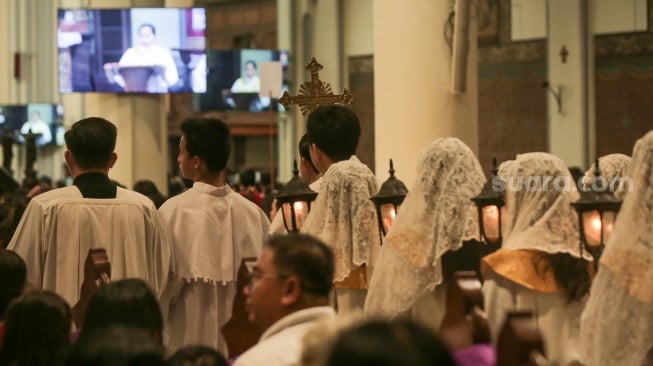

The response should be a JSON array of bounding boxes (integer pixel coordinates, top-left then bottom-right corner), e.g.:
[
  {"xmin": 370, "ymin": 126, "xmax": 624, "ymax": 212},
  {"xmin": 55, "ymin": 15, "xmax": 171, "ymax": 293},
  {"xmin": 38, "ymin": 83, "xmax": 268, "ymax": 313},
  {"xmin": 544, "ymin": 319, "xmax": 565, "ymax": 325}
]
[{"xmin": 0, "ymin": 104, "xmax": 651, "ymax": 366}]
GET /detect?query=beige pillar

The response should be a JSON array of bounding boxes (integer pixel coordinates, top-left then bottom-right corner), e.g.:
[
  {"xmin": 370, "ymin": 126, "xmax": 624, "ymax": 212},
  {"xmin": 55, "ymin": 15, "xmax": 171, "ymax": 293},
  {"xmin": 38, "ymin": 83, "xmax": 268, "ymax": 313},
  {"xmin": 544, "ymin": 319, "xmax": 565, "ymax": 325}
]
[
  {"xmin": 0, "ymin": 0, "xmax": 65, "ymax": 181},
  {"xmin": 312, "ymin": 0, "xmax": 342, "ymax": 92},
  {"xmin": 285, "ymin": 0, "xmax": 344, "ymax": 182},
  {"xmin": 276, "ymin": 0, "xmax": 294, "ymax": 182},
  {"xmin": 548, "ymin": 0, "xmax": 589, "ymax": 168},
  {"xmin": 374, "ymin": 0, "xmax": 478, "ymax": 187},
  {"xmin": 84, "ymin": 95, "xmax": 168, "ymax": 191},
  {"xmin": 0, "ymin": 1, "xmax": 15, "ymax": 103}
]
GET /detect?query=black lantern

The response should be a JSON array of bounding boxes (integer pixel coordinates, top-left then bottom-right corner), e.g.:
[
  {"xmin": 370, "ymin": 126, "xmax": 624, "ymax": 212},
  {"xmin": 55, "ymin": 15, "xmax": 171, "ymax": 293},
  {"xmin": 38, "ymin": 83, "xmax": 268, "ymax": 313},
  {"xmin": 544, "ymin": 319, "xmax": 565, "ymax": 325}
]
[
  {"xmin": 370, "ymin": 159, "xmax": 408, "ymax": 242},
  {"xmin": 471, "ymin": 158, "xmax": 504, "ymax": 251},
  {"xmin": 570, "ymin": 158, "xmax": 622, "ymax": 269},
  {"xmin": 276, "ymin": 160, "xmax": 318, "ymax": 233}
]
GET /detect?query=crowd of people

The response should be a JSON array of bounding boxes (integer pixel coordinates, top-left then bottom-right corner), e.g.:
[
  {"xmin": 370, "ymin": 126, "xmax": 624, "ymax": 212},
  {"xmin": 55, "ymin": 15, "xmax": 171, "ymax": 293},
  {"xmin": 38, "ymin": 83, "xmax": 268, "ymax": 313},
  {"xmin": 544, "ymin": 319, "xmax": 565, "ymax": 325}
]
[{"xmin": 0, "ymin": 104, "xmax": 650, "ymax": 366}]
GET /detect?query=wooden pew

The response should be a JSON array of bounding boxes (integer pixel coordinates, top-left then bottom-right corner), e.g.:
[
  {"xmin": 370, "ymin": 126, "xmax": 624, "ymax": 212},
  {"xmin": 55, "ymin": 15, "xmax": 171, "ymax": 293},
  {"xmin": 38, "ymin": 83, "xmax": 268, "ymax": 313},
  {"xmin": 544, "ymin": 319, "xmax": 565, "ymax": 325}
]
[
  {"xmin": 496, "ymin": 311, "xmax": 546, "ymax": 366},
  {"xmin": 72, "ymin": 248, "xmax": 111, "ymax": 328},
  {"xmin": 221, "ymin": 257, "xmax": 263, "ymax": 358},
  {"xmin": 439, "ymin": 271, "xmax": 491, "ymax": 351}
]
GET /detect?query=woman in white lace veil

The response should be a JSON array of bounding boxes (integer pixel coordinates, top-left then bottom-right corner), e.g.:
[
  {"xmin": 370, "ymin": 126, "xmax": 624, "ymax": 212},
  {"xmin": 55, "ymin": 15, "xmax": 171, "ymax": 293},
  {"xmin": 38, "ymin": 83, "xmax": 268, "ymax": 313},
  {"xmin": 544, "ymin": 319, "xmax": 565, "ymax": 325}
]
[
  {"xmin": 481, "ymin": 152, "xmax": 592, "ymax": 366},
  {"xmin": 364, "ymin": 137, "xmax": 484, "ymax": 331},
  {"xmin": 581, "ymin": 153, "xmax": 631, "ymax": 198},
  {"xmin": 580, "ymin": 132, "xmax": 653, "ymax": 366}
]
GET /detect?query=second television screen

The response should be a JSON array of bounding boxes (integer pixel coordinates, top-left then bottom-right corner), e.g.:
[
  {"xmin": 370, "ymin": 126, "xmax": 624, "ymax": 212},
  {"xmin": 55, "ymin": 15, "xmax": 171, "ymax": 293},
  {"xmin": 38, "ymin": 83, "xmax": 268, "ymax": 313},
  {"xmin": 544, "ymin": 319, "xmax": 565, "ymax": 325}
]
[
  {"xmin": 194, "ymin": 49, "xmax": 289, "ymax": 112},
  {"xmin": 57, "ymin": 7, "xmax": 206, "ymax": 94}
]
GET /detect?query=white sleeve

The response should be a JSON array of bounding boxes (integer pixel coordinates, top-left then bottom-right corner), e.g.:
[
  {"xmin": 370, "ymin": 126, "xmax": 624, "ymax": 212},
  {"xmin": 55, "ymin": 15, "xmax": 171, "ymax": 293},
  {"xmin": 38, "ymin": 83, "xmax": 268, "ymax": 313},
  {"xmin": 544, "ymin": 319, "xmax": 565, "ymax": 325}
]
[
  {"xmin": 162, "ymin": 49, "xmax": 179, "ymax": 86},
  {"xmin": 7, "ymin": 199, "xmax": 45, "ymax": 289},
  {"xmin": 268, "ymin": 208, "xmax": 287, "ymax": 235},
  {"xmin": 41, "ymin": 122, "xmax": 52, "ymax": 144},
  {"xmin": 149, "ymin": 208, "xmax": 173, "ymax": 299}
]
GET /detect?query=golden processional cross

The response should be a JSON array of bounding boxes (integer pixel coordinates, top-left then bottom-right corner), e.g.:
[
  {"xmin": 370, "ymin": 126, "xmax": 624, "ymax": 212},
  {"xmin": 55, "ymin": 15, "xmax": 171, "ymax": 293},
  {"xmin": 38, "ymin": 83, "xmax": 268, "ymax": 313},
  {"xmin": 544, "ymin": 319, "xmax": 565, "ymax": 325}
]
[{"xmin": 279, "ymin": 57, "xmax": 354, "ymax": 115}]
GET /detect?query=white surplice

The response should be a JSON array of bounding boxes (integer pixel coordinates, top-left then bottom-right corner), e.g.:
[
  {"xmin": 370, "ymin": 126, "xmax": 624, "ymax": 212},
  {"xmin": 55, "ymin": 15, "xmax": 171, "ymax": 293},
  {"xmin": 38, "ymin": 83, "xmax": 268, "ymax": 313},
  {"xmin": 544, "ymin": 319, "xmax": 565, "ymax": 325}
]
[
  {"xmin": 232, "ymin": 306, "xmax": 336, "ymax": 366},
  {"xmin": 300, "ymin": 156, "xmax": 379, "ymax": 315},
  {"xmin": 118, "ymin": 43, "xmax": 179, "ymax": 93},
  {"xmin": 159, "ymin": 183, "xmax": 269, "ymax": 356},
  {"xmin": 483, "ymin": 275, "xmax": 585, "ymax": 365},
  {"xmin": 7, "ymin": 186, "xmax": 172, "ymax": 307}
]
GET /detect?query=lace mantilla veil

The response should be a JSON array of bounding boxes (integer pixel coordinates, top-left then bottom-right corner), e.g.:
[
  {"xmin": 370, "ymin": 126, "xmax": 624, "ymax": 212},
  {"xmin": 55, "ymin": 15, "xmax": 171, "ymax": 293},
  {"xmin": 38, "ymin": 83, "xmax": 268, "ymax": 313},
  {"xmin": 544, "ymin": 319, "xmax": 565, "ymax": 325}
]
[
  {"xmin": 581, "ymin": 153, "xmax": 632, "ymax": 198},
  {"xmin": 300, "ymin": 156, "xmax": 379, "ymax": 282},
  {"xmin": 364, "ymin": 138, "xmax": 484, "ymax": 318},
  {"xmin": 580, "ymin": 132, "xmax": 653, "ymax": 366},
  {"xmin": 499, "ymin": 152, "xmax": 589, "ymax": 260}
]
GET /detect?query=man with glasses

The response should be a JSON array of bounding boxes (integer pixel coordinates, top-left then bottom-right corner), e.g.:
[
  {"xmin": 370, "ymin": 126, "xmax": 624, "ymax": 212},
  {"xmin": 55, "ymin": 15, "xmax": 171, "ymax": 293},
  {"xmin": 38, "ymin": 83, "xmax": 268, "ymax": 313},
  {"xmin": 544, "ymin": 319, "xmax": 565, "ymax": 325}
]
[{"xmin": 233, "ymin": 233, "xmax": 336, "ymax": 366}]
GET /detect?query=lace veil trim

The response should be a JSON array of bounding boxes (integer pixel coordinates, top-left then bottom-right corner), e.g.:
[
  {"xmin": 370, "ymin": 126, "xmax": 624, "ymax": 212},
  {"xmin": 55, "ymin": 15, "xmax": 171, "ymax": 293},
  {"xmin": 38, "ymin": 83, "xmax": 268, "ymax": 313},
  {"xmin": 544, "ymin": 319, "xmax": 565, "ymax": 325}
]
[
  {"xmin": 599, "ymin": 131, "xmax": 653, "ymax": 304},
  {"xmin": 301, "ymin": 156, "xmax": 379, "ymax": 282},
  {"xmin": 365, "ymin": 138, "xmax": 484, "ymax": 317}
]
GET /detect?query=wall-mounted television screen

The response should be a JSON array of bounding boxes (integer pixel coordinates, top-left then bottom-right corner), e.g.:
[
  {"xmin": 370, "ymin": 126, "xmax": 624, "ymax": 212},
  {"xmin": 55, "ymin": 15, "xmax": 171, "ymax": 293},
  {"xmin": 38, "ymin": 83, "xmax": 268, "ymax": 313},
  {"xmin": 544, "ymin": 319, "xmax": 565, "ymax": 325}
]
[
  {"xmin": 57, "ymin": 8, "xmax": 206, "ymax": 94},
  {"xmin": 0, "ymin": 104, "xmax": 65, "ymax": 147},
  {"xmin": 194, "ymin": 49, "xmax": 290, "ymax": 112}
]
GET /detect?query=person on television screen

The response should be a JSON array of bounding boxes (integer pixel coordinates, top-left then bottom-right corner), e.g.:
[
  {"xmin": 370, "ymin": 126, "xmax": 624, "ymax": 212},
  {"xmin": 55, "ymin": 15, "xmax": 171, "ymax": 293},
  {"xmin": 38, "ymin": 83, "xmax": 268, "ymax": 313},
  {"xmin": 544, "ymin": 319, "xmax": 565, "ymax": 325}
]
[
  {"xmin": 228, "ymin": 60, "xmax": 270, "ymax": 111},
  {"xmin": 112, "ymin": 23, "xmax": 179, "ymax": 93},
  {"xmin": 231, "ymin": 60, "xmax": 260, "ymax": 93},
  {"xmin": 20, "ymin": 112, "xmax": 52, "ymax": 147}
]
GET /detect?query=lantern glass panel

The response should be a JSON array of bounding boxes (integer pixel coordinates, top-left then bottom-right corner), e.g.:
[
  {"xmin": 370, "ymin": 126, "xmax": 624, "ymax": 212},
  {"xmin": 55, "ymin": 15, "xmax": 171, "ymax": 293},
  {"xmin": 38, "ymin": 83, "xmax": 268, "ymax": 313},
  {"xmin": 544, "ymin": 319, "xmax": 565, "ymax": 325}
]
[
  {"xmin": 601, "ymin": 210, "xmax": 617, "ymax": 245},
  {"xmin": 380, "ymin": 203, "xmax": 397, "ymax": 234},
  {"xmin": 282, "ymin": 200, "xmax": 309, "ymax": 232},
  {"xmin": 582, "ymin": 210, "xmax": 602, "ymax": 248},
  {"xmin": 481, "ymin": 205, "xmax": 500, "ymax": 243}
]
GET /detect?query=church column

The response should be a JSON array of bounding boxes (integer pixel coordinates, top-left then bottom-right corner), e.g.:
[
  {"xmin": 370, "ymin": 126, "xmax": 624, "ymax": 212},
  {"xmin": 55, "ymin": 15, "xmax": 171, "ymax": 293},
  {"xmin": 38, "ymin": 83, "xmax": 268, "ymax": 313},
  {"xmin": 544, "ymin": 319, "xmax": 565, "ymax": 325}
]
[
  {"xmin": 311, "ymin": 0, "xmax": 342, "ymax": 92},
  {"xmin": 0, "ymin": 1, "xmax": 15, "ymax": 102},
  {"xmin": 286, "ymin": 0, "xmax": 343, "ymax": 181},
  {"xmin": 0, "ymin": 0, "xmax": 67, "ymax": 181},
  {"xmin": 373, "ymin": 0, "xmax": 478, "ymax": 186},
  {"xmin": 547, "ymin": 0, "xmax": 589, "ymax": 168},
  {"xmin": 276, "ymin": 0, "xmax": 294, "ymax": 182}
]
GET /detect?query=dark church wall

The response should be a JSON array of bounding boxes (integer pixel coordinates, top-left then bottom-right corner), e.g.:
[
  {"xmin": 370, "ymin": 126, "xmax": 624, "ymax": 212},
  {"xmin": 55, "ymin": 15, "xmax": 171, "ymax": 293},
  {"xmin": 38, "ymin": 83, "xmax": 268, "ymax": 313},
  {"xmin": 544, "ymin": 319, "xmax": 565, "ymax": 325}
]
[
  {"xmin": 595, "ymin": 55, "xmax": 653, "ymax": 157},
  {"xmin": 349, "ymin": 55, "xmax": 375, "ymax": 173},
  {"xmin": 477, "ymin": 0, "xmax": 547, "ymax": 174},
  {"xmin": 594, "ymin": 6, "xmax": 653, "ymax": 158},
  {"xmin": 478, "ymin": 60, "xmax": 548, "ymax": 171},
  {"xmin": 478, "ymin": 0, "xmax": 653, "ymax": 172}
]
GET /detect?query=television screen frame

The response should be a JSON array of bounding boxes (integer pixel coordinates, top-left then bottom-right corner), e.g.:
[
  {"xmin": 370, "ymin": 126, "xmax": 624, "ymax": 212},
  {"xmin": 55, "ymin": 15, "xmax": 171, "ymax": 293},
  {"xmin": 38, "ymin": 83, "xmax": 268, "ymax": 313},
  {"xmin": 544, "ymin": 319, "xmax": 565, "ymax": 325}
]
[
  {"xmin": 0, "ymin": 103, "xmax": 65, "ymax": 147},
  {"xmin": 194, "ymin": 49, "xmax": 290, "ymax": 113},
  {"xmin": 57, "ymin": 7, "xmax": 207, "ymax": 94}
]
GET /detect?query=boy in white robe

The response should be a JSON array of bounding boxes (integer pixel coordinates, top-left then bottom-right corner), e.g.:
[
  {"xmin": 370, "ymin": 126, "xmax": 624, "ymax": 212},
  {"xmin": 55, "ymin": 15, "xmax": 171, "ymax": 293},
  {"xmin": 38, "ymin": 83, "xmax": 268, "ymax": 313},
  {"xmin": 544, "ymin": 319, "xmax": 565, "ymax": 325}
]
[
  {"xmin": 300, "ymin": 105, "xmax": 379, "ymax": 315},
  {"xmin": 8, "ymin": 117, "xmax": 171, "ymax": 308},
  {"xmin": 159, "ymin": 117, "xmax": 269, "ymax": 356}
]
